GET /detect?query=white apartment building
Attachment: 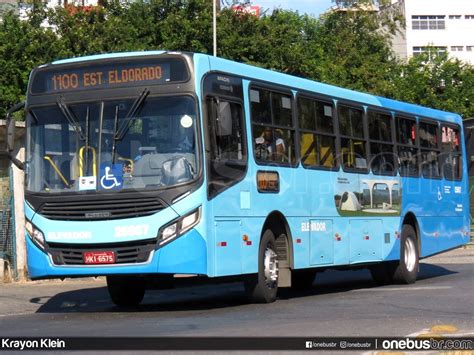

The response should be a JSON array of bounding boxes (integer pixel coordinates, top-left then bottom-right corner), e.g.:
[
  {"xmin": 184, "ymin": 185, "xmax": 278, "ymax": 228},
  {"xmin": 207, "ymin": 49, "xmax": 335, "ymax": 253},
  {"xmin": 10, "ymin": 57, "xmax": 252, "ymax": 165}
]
[{"xmin": 391, "ymin": 0, "xmax": 474, "ymax": 64}]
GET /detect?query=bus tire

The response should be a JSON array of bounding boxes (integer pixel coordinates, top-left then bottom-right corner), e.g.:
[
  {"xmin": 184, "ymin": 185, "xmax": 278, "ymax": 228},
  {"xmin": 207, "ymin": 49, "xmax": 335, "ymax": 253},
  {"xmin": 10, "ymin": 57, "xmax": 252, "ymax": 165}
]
[
  {"xmin": 106, "ymin": 275, "xmax": 146, "ymax": 307},
  {"xmin": 291, "ymin": 270, "xmax": 317, "ymax": 290},
  {"xmin": 392, "ymin": 224, "xmax": 419, "ymax": 284},
  {"xmin": 244, "ymin": 229, "xmax": 279, "ymax": 303}
]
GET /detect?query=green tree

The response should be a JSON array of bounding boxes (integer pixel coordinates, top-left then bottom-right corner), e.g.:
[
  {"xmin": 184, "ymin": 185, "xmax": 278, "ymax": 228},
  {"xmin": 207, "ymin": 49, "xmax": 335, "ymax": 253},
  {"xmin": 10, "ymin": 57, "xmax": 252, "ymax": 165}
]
[
  {"xmin": 392, "ymin": 49, "xmax": 474, "ymax": 118},
  {"xmin": 316, "ymin": 0, "xmax": 402, "ymax": 95},
  {"xmin": 0, "ymin": 7, "xmax": 65, "ymax": 117}
]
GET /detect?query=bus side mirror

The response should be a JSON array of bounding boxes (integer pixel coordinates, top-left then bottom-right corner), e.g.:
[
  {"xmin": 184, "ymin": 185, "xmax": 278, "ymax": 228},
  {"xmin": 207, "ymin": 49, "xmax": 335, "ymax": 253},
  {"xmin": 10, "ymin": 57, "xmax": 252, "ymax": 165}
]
[
  {"xmin": 7, "ymin": 115, "xmax": 15, "ymax": 153},
  {"xmin": 4, "ymin": 102, "xmax": 26, "ymax": 170}
]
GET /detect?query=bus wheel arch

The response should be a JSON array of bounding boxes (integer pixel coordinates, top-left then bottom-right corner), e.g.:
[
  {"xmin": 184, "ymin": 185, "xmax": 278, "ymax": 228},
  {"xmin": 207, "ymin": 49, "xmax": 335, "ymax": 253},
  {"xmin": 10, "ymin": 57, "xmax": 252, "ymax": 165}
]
[{"xmin": 261, "ymin": 211, "xmax": 294, "ymax": 287}]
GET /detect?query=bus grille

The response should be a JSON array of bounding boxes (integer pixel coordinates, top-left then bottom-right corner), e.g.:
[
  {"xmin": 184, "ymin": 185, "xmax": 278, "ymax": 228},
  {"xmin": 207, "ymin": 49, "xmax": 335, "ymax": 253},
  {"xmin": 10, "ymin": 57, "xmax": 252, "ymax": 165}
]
[
  {"xmin": 39, "ymin": 197, "xmax": 165, "ymax": 221},
  {"xmin": 48, "ymin": 240, "xmax": 156, "ymax": 266}
]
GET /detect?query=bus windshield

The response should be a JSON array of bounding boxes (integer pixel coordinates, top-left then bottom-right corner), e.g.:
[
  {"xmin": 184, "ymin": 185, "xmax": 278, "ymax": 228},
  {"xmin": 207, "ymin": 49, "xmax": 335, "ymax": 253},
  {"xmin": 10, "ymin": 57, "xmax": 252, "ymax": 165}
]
[{"xmin": 26, "ymin": 95, "xmax": 199, "ymax": 193}]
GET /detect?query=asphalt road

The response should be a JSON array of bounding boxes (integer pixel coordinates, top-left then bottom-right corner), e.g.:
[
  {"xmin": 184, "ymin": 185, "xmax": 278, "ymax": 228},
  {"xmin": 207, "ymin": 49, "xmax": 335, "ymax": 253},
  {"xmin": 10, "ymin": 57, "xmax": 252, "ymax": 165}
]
[{"xmin": 0, "ymin": 249, "xmax": 473, "ymax": 338}]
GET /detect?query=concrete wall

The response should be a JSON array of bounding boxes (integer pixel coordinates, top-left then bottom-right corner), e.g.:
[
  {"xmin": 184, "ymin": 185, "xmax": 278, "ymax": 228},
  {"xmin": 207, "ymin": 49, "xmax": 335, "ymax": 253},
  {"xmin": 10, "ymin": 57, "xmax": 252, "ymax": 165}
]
[
  {"xmin": 12, "ymin": 147, "xmax": 26, "ymax": 280},
  {"xmin": 0, "ymin": 120, "xmax": 26, "ymax": 282}
]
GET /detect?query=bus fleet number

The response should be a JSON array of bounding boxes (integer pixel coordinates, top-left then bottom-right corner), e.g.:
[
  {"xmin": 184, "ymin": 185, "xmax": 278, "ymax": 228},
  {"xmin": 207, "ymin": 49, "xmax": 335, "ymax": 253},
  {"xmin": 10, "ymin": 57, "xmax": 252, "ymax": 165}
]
[{"xmin": 114, "ymin": 224, "xmax": 150, "ymax": 238}]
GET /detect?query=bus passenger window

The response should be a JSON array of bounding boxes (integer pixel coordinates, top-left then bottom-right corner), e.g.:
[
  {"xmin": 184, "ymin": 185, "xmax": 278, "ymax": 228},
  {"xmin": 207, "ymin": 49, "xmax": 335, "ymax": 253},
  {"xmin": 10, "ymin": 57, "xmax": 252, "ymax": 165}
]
[
  {"xmin": 272, "ymin": 92, "xmax": 293, "ymax": 127},
  {"xmin": 441, "ymin": 125, "xmax": 462, "ymax": 180},
  {"xmin": 251, "ymin": 87, "xmax": 296, "ymax": 165},
  {"xmin": 421, "ymin": 150, "xmax": 440, "ymax": 178},
  {"xmin": 298, "ymin": 96, "xmax": 336, "ymax": 169},
  {"xmin": 398, "ymin": 146, "xmax": 418, "ymax": 176},
  {"xmin": 397, "ymin": 118, "xmax": 416, "ymax": 146},
  {"xmin": 419, "ymin": 121, "xmax": 440, "ymax": 178},
  {"xmin": 397, "ymin": 117, "xmax": 418, "ymax": 176},
  {"xmin": 250, "ymin": 89, "xmax": 271, "ymax": 125},
  {"xmin": 341, "ymin": 138, "xmax": 367, "ymax": 169},
  {"xmin": 338, "ymin": 105, "xmax": 367, "ymax": 171},
  {"xmin": 370, "ymin": 143, "xmax": 395, "ymax": 174},
  {"xmin": 254, "ymin": 126, "xmax": 295, "ymax": 164},
  {"xmin": 368, "ymin": 110, "xmax": 395, "ymax": 175},
  {"xmin": 338, "ymin": 105, "xmax": 364, "ymax": 138}
]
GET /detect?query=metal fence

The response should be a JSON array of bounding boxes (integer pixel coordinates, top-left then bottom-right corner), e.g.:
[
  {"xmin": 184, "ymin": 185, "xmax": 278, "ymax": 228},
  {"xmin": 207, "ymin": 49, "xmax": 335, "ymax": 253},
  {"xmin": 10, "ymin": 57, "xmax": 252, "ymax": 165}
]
[{"xmin": 0, "ymin": 173, "xmax": 14, "ymax": 276}]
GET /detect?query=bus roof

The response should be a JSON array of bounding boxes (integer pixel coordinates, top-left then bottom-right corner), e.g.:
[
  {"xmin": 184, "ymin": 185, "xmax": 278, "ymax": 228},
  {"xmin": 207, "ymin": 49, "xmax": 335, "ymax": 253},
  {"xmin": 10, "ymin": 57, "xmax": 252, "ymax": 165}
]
[
  {"xmin": 45, "ymin": 51, "xmax": 461, "ymax": 125},
  {"xmin": 51, "ymin": 50, "xmax": 167, "ymax": 65}
]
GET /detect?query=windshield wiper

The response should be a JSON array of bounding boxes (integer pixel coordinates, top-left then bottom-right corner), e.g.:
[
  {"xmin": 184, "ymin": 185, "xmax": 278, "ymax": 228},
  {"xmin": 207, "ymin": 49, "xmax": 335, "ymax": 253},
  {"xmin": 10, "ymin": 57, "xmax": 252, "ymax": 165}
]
[
  {"xmin": 57, "ymin": 96, "xmax": 85, "ymax": 141},
  {"xmin": 111, "ymin": 88, "xmax": 150, "ymax": 164},
  {"xmin": 114, "ymin": 88, "xmax": 150, "ymax": 141},
  {"xmin": 111, "ymin": 105, "xmax": 119, "ymax": 164}
]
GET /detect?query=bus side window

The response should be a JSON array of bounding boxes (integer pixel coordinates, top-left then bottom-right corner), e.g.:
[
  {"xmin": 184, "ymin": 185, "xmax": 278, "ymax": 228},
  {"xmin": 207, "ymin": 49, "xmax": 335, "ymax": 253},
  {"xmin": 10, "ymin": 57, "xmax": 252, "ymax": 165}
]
[
  {"xmin": 419, "ymin": 121, "xmax": 440, "ymax": 178},
  {"xmin": 251, "ymin": 88, "xmax": 296, "ymax": 165},
  {"xmin": 338, "ymin": 105, "xmax": 367, "ymax": 171},
  {"xmin": 368, "ymin": 110, "xmax": 395, "ymax": 175},
  {"xmin": 441, "ymin": 125, "xmax": 462, "ymax": 180},
  {"xmin": 397, "ymin": 117, "xmax": 419, "ymax": 176},
  {"xmin": 206, "ymin": 98, "xmax": 247, "ymax": 198},
  {"xmin": 298, "ymin": 96, "xmax": 337, "ymax": 169}
]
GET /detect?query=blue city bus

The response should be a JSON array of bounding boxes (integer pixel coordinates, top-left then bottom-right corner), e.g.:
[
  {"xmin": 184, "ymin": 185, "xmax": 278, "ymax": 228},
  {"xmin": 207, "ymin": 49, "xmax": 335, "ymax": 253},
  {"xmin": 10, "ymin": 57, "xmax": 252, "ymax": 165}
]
[{"xmin": 4, "ymin": 51, "xmax": 470, "ymax": 306}]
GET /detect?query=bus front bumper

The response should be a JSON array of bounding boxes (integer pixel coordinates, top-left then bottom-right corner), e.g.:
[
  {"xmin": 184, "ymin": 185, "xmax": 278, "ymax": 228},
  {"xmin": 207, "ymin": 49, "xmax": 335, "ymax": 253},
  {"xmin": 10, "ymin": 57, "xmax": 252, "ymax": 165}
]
[{"xmin": 26, "ymin": 228, "xmax": 208, "ymax": 280}]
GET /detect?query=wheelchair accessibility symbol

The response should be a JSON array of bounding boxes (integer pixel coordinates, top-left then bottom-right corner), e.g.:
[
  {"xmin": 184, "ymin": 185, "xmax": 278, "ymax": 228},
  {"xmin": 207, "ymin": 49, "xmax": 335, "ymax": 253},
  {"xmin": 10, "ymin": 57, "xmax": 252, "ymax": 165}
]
[{"xmin": 99, "ymin": 164, "xmax": 123, "ymax": 190}]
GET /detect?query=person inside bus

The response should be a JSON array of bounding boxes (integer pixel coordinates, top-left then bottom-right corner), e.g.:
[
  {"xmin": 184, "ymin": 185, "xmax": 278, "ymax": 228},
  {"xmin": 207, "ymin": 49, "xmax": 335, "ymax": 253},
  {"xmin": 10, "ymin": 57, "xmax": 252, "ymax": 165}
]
[{"xmin": 255, "ymin": 127, "xmax": 286, "ymax": 161}]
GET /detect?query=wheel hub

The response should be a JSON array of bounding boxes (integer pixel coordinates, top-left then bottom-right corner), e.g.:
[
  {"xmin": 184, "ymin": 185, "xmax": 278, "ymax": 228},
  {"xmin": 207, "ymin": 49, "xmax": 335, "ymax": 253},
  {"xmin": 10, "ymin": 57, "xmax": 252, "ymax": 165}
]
[
  {"xmin": 404, "ymin": 237, "xmax": 416, "ymax": 272},
  {"xmin": 264, "ymin": 247, "xmax": 279, "ymax": 288}
]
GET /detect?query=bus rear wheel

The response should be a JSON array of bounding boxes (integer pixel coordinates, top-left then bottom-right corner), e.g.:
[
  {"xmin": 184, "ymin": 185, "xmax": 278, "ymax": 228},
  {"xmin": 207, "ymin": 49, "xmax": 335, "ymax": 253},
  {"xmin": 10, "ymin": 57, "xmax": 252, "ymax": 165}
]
[
  {"xmin": 106, "ymin": 275, "xmax": 146, "ymax": 307},
  {"xmin": 392, "ymin": 224, "xmax": 419, "ymax": 284},
  {"xmin": 244, "ymin": 229, "xmax": 279, "ymax": 303},
  {"xmin": 370, "ymin": 224, "xmax": 419, "ymax": 285}
]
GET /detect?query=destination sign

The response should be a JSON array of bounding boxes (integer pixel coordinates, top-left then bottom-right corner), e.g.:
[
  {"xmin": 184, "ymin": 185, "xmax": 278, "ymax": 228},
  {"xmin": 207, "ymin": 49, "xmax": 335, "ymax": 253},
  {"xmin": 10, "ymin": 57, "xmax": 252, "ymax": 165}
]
[{"xmin": 31, "ymin": 58, "xmax": 189, "ymax": 94}]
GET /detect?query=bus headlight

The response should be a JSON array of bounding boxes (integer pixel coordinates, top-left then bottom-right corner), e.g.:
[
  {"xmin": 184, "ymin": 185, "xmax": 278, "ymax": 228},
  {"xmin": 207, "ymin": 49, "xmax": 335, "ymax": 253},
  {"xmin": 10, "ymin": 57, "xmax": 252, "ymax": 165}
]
[
  {"xmin": 158, "ymin": 207, "xmax": 201, "ymax": 246},
  {"xmin": 25, "ymin": 220, "xmax": 45, "ymax": 250}
]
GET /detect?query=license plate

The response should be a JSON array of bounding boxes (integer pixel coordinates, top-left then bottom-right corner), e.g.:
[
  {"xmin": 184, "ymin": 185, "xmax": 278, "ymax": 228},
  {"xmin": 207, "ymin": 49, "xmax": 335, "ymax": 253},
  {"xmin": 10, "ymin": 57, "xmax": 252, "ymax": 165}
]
[{"xmin": 83, "ymin": 251, "xmax": 115, "ymax": 265}]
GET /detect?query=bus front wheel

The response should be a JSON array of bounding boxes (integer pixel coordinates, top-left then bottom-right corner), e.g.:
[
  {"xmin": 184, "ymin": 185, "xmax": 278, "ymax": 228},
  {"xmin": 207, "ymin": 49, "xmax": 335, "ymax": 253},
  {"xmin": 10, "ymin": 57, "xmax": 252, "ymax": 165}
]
[
  {"xmin": 244, "ymin": 229, "xmax": 279, "ymax": 303},
  {"xmin": 106, "ymin": 275, "xmax": 146, "ymax": 307}
]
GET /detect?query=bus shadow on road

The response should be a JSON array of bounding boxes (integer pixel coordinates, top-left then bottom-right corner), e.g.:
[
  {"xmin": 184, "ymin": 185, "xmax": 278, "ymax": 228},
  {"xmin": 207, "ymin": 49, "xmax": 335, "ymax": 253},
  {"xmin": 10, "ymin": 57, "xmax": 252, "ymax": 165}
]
[
  {"xmin": 32, "ymin": 263, "xmax": 457, "ymax": 314},
  {"xmin": 278, "ymin": 263, "xmax": 457, "ymax": 300}
]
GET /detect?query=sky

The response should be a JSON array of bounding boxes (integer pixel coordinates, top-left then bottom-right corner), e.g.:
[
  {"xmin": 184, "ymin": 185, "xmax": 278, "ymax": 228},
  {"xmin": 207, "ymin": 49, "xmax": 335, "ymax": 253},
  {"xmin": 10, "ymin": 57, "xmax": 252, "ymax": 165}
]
[{"xmin": 250, "ymin": 0, "xmax": 335, "ymax": 17}]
